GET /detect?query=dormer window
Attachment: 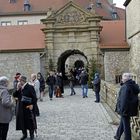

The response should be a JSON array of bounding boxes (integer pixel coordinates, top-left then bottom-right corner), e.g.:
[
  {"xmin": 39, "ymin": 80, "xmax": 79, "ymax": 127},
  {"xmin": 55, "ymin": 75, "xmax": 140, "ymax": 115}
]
[
  {"xmin": 24, "ymin": 0, "xmax": 31, "ymax": 11},
  {"xmin": 96, "ymin": 0, "xmax": 102, "ymax": 8},
  {"xmin": 87, "ymin": 3, "xmax": 94, "ymax": 11},
  {"xmin": 111, "ymin": 4, "xmax": 118, "ymax": 19},
  {"xmin": 112, "ymin": 12, "xmax": 118, "ymax": 19},
  {"xmin": 9, "ymin": 0, "xmax": 16, "ymax": 3}
]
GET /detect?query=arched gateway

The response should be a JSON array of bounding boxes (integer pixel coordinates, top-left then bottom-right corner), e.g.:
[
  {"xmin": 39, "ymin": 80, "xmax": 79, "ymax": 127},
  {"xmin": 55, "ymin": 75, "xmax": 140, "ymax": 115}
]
[{"xmin": 41, "ymin": 1, "xmax": 102, "ymax": 75}]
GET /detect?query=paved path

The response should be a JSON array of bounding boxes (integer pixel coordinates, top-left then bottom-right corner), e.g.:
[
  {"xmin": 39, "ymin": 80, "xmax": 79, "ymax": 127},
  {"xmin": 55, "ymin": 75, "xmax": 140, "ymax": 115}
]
[{"xmin": 7, "ymin": 87, "xmax": 118, "ymax": 140}]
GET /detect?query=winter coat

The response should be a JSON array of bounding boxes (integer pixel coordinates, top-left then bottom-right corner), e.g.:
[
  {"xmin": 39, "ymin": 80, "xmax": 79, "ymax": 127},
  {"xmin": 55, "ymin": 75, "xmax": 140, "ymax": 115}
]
[
  {"xmin": 38, "ymin": 77, "xmax": 45, "ymax": 92},
  {"xmin": 80, "ymin": 72, "xmax": 88, "ymax": 85},
  {"xmin": 46, "ymin": 75, "xmax": 56, "ymax": 87},
  {"xmin": 30, "ymin": 79, "xmax": 40, "ymax": 99},
  {"xmin": 0, "ymin": 85, "xmax": 14, "ymax": 123},
  {"xmin": 13, "ymin": 83, "xmax": 37, "ymax": 130},
  {"xmin": 115, "ymin": 79, "xmax": 139, "ymax": 117},
  {"xmin": 93, "ymin": 73, "xmax": 101, "ymax": 93}
]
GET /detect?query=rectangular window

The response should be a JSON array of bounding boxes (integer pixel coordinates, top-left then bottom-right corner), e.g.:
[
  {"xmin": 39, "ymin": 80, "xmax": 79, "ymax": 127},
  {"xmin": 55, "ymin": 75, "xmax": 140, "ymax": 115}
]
[
  {"xmin": 1, "ymin": 21, "xmax": 11, "ymax": 26},
  {"xmin": 115, "ymin": 75, "xmax": 122, "ymax": 84},
  {"xmin": 17, "ymin": 20, "xmax": 28, "ymax": 25}
]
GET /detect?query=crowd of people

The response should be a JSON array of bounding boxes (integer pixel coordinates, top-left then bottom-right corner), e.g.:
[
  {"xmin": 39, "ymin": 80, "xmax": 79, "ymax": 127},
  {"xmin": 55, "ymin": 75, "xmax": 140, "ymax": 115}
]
[{"xmin": 0, "ymin": 70, "xmax": 139, "ymax": 140}]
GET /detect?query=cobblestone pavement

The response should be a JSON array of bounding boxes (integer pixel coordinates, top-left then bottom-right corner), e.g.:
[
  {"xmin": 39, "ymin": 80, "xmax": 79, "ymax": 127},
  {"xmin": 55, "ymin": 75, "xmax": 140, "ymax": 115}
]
[{"xmin": 7, "ymin": 87, "xmax": 118, "ymax": 140}]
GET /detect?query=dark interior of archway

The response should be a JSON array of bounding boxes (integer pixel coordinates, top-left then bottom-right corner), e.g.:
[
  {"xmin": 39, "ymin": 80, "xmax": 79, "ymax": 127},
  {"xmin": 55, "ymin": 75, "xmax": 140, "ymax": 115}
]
[
  {"xmin": 57, "ymin": 50, "xmax": 87, "ymax": 80},
  {"xmin": 74, "ymin": 60, "xmax": 84, "ymax": 69}
]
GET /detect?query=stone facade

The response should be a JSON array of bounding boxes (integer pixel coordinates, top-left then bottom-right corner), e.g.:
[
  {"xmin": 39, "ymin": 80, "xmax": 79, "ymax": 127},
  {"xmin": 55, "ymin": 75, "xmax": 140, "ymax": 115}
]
[
  {"xmin": 125, "ymin": 0, "xmax": 140, "ymax": 84},
  {"xmin": 0, "ymin": 52, "xmax": 41, "ymax": 88},
  {"xmin": 104, "ymin": 51, "xmax": 129, "ymax": 83},
  {"xmin": 41, "ymin": 1, "xmax": 102, "ymax": 75}
]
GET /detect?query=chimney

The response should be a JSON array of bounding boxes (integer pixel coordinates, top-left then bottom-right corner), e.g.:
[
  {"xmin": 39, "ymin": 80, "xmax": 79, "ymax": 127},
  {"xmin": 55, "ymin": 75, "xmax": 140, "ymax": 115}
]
[{"xmin": 24, "ymin": 0, "xmax": 31, "ymax": 11}]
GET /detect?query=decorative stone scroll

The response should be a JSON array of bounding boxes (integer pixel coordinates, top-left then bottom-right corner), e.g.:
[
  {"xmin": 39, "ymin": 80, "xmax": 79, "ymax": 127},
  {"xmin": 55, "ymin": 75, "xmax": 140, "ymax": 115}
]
[{"xmin": 56, "ymin": 6, "xmax": 87, "ymax": 25}]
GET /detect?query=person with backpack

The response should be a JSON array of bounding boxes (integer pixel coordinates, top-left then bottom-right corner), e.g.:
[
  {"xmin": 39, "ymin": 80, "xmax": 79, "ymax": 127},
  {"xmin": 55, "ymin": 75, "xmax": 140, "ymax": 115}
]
[{"xmin": 114, "ymin": 73, "xmax": 139, "ymax": 140}]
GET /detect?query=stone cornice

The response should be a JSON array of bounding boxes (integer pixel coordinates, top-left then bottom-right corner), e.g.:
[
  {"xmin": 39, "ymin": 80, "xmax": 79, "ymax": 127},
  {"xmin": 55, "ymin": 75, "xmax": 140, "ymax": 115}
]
[
  {"xmin": 0, "ymin": 49, "xmax": 44, "ymax": 53},
  {"xmin": 42, "ymin": 26, "xmax": 102, "ymax": 33},
  {"xmin": 100, "ymin": 48, "xmax": 130, "ymax": 52},
  {"xmin": 0, "ymin": 11, "xmax": 47, "ymax": 17}
]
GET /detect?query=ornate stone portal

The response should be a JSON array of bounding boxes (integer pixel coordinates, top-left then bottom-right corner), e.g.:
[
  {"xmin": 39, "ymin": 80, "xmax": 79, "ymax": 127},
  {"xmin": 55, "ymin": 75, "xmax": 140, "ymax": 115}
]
[{"xmin": 41, "ymin": 1, "xmax": 102, "ymax": 75}]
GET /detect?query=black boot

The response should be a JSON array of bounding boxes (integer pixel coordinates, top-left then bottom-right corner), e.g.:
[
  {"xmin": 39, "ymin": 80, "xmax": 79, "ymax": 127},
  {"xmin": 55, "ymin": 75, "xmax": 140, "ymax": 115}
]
[
  {"xmin": 20, "ymin": 135, "xmax": 27, "ymax": 140},
  {"xmin": 30, "ymin": 135, "xmax": 34, "ymax": 140},
  {"xmin": 30, "ymin": 130, "xmax": 34, "ymax": 140},
  {"xmin": 20, "ymin": 130, "xmax": 27, "ymax": 140}
]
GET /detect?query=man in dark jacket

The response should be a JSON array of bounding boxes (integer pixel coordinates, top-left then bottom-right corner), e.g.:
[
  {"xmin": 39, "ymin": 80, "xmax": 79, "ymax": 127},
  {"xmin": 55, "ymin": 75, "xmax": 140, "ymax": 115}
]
[
  {"xmin": 46, "ymin": 71, "xmax": 56, "ymax": 100},
  {"xmin": 79, "ymin": 70, "xmax": 88, "ymax": 98},
  {"xmin": 13, "ymin": 76, "xmax": 37, "ymax": 140},
  {"xmin": 93, "ymin": 73, "xmax": 101, "ymax": 103},
  {"xmin": 114, "ymin": 73, "xmax": 139, "ymax": 140}
]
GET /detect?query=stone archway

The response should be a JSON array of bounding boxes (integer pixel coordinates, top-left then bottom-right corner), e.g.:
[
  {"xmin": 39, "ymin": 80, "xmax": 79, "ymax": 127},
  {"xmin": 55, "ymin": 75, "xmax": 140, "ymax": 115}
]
[
  {"xmin": 57, "ymin": 49, "xmax": 88, "ymax": 79},
  {"xmin": 41, "ymin": 1, "xmax": 102, "ymax": 74}
]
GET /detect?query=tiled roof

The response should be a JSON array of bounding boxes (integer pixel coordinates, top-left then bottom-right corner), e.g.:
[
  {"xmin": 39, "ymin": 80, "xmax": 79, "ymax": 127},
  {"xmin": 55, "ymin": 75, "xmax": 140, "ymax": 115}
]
[
  {"xmin": 100, "ymin": 20, "xmax": 129, "ymax": 49},
  {"xmin": 0, "ymin": 20, "xmax": 128, "ymax": 51},
  {"xmin": 0, "ymin": 24, "xmax": 45, "ymax": 52},
  {"xmin": 0, "ymin": 0, "xmax": 125, "ymax": 20}
]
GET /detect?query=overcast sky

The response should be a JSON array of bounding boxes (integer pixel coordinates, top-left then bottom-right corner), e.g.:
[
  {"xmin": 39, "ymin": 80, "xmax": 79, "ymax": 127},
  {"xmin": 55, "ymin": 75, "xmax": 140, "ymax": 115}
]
[{"xmin": 113, "ymin": 0, "xmax": 126, "ymax": 8}]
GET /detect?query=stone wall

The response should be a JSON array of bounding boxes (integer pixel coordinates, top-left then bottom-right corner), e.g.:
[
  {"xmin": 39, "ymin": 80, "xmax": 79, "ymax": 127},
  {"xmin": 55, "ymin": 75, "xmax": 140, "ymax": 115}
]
[
  {"xmin": 0, "ymin": 52, "xmax": 41, "ymax": 88},
  {"xmin": 104, "ymin": 51, "xmax": 129, "ymax": 83},
  {"xmin": 101, "ymin": 80, "xmax": 140, "ymax": 139},
  {"xmin": 129, "ymin": 33, "xmax": 140, "ymax": 84},
  {"xmin": 126, "ymin": 0, "xmax": 140, "ymax": 39},
  {"xmin": 126, "ymin": 0, "xmax": 140, "ymax": 85}
]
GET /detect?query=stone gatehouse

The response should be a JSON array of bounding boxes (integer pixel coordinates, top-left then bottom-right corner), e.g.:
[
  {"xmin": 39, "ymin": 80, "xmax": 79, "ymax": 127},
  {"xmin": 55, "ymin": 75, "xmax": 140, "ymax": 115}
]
[{"xmin": 41, "ymin": 1, "xmax": 102, "ymax": 77}]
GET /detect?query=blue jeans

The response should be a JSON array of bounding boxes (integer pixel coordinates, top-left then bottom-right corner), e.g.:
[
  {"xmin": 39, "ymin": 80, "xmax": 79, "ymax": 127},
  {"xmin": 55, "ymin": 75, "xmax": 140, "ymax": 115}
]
[
  {"xmin": 115, "ymin": 116, "xmax": 131, "ymax": 140},
  {"xmin": 95, "ymin": 91, "xmax": 100, "ymax": 102},
  {"xmin": 48, "ymin": 85, "xmax": 54, "ymax": 99},
  {"xmin": 81, "ymin": 84, "xmax": 88, "ymax": 97}
]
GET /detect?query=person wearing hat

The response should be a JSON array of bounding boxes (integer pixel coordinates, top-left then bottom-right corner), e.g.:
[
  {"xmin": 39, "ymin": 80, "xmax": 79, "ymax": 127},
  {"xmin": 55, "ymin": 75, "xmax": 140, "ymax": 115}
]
[
  {"xmin": 13, "ymin": 76, "xmax": 37, "ymax": 140},
  {"xmin": 0, "ymin": 76, "xmax": 14, "ymax": 140},
  {"xmin": 114, "ymin": 73, "xmax": 139, "ymax": 140}
]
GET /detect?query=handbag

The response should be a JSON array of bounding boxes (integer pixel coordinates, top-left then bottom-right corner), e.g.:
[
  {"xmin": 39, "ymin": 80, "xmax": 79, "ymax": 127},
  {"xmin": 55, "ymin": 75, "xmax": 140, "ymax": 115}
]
[{"xmin": 21, "ymin": 96, "xmax": 32, "ymax": 104}]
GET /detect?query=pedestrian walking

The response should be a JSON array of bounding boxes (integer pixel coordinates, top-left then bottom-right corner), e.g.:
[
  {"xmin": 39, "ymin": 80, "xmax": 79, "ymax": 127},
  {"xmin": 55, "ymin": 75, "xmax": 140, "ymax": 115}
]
[
  {"xmin": 46, "ymin": 71, "xmax": 56, "ymax": 100},
  {"xmin": 13, "ymin": 76, "xmax": 37, "ymax": 140},
  {"xmin": 37, "ymin": 72, "xmax": 45, "ymax": 101},
  {"xmin": 114, "ymin": 73, "xmax": 139, "ymax": 140},
  {"xmin": 0, "ymin": 76, "xmax": 14, "ymax": 140},
  {"xmin": 68, "ymin": 72, "xmax": 76, "ymax": 96},
  {"xmin": 93, "ymin": 73, "xmax": 101, "ymax": 103},
  {"xmin": 79, "ymin": 70, "xmax": 88, "ymax": 98}
]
